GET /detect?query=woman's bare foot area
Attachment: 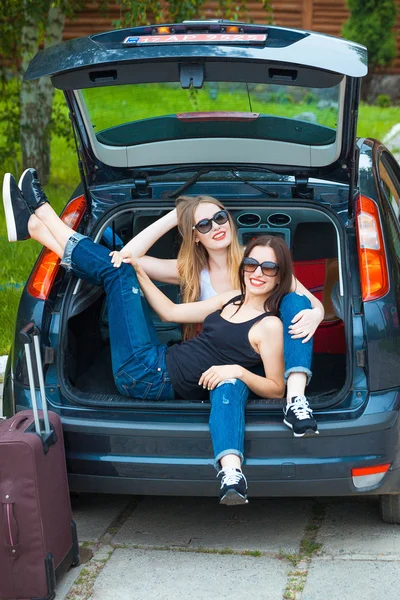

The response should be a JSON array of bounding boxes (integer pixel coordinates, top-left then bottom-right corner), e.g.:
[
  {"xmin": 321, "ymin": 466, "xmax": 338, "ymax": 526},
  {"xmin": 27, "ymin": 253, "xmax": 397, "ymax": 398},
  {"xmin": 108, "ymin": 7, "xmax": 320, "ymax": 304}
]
[{"xmin": 27, "ymin": 213, "xmax": 64, "ymax": 257}]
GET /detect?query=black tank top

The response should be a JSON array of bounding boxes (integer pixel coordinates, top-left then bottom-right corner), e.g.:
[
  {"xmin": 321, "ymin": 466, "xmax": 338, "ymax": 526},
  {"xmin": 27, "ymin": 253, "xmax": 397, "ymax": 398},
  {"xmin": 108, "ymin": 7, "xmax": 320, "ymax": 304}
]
[{"xmin": 165, "ymin": 295, "xmax": 273, "ymax": 399}]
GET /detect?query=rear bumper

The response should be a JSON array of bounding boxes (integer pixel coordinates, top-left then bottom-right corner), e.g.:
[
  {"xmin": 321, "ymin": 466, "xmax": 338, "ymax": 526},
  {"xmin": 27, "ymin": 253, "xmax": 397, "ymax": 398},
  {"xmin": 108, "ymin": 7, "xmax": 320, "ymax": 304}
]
[
  {"xmin": 68, "ymin": 469, "xmax": 400, "ymax": 497},
  {"xmin": 62, "ymin": 403, "xmax": 400, "ymax": 497}
]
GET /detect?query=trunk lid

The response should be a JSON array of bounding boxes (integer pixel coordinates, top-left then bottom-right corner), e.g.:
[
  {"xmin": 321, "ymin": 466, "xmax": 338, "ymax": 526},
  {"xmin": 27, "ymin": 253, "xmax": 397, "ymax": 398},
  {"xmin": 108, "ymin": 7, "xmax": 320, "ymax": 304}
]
[{"xmin": 25, "ymin": 21, "xmax": 367, "ymax": 206}]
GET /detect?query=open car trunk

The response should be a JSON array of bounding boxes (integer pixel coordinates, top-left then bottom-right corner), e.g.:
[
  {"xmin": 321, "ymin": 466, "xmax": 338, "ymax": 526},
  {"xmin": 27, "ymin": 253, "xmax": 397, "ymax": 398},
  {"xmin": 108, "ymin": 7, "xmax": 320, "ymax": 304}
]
[{"xmin": 59, "ymin": 189, "xmax": 350, "ymax": 411}]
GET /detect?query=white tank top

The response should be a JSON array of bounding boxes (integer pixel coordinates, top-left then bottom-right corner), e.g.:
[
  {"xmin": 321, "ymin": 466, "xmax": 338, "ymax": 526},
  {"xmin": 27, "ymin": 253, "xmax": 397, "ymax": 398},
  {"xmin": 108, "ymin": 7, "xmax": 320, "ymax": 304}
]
[{"xmin": 199, "ymin": 269, "xmax": 217, "ymax": 300}]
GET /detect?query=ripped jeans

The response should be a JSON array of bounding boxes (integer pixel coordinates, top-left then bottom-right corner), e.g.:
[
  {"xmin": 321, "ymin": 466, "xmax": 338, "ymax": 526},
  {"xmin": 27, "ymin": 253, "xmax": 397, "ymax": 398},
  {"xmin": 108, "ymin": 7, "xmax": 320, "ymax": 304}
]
[
  {"xmin": 280, "ymin": 292, "xmax": 313, "ymax": 384},
  {"xmin": 62, "ymin": 234, "xmax": 174, "ymax": 400},
  {"xmin": 62, "ymin": 235, "xmax": 313, "ymax": 466},
  {"xmin": 209, "ymin": 379, "xmax": 249, "ymax": 469}
]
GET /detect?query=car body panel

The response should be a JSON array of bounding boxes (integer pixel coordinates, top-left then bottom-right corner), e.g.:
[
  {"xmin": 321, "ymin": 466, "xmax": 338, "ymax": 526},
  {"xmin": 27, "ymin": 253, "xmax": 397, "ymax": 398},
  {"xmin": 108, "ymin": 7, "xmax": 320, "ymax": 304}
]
[
  {"xmin": 357, "ymin": 140, "xmax": 400, "ymax": 391},
  {"xmin": 24, "ymin": 24, "xmax": 367, "ymax": 83},
  {"xmin": 61, "ymin": 390, "xmax": 400, "ymax": 497},
  {"xmin": 23, "ymin": 22, "xmax": 366, "ymax": 187}
]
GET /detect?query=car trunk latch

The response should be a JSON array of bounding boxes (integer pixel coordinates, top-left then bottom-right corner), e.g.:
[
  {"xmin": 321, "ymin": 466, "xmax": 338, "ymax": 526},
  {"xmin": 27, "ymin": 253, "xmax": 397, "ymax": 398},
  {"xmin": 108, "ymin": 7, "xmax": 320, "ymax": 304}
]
[
  {"xmin": 180, "ymin": 63, "xmax": 204, "ymax": 89},
  {"xmin": 292, "ymin": 173, "xmax": 313, "ymax": 200},
  {"xmin": 132, "ymin": 174, "xmax": 151, "ymax": 198}
]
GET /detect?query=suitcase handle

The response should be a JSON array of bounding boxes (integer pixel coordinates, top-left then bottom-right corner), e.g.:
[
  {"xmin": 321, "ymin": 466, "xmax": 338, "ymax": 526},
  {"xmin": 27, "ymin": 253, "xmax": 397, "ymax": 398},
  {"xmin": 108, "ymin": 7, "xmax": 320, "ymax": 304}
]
[
  {"xmin": 19, "ymin": 322, "xmax": 51, "ymax": 438},
  {"xmin": 7, "ymin": 413, "xmax": 30, "ymax": 431},
  {"xmin": 2, "ymin": 501, "xmax": 19, "ymax": 557},
  {"xmin": 19, "ymin": 322, "xmax": 39, "ymax": 344}
]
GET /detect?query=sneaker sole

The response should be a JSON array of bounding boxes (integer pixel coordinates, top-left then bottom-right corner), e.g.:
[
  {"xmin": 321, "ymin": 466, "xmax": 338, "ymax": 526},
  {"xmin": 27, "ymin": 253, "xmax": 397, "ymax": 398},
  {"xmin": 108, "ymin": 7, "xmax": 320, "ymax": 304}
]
[
  {"xmin": 283, "ymin": 418, "xmax": 319, "ymax": 437},
  {"xmin": 18, "ymin": 168, "xmax": 31, "ymax": 191},
  {"xmin": 220, "ymin": 489, "xmax": 249, "ymax": 506},
  {"xmin": 2, "ymin": 173, "xmax": 17, "ymax": 242}
]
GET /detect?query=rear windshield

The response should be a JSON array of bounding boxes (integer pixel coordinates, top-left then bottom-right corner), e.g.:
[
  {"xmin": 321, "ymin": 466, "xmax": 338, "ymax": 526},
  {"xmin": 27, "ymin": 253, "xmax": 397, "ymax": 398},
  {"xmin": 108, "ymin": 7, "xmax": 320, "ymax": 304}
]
[{"xmin": 80, "ymin": 81, "xmax": 339, "ymax": 147}]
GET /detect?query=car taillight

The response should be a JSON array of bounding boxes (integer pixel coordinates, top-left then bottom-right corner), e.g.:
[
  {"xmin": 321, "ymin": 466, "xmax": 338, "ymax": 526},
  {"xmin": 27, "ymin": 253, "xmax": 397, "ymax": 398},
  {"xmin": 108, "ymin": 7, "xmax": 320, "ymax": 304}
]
[
  {"xmin": 27, "ymin": 195, "xmax": 86, "ymax": 300},
  {"xmin": 351, "ymin": 463, "xmax": 390, "ymax": 489},
  {"xmin": 156, "ymin": 26, "xmax": 171, "ymax": 34},
  {"xmin": 355, "ymin": 194, "xmax": 389, "ymax": 302}
]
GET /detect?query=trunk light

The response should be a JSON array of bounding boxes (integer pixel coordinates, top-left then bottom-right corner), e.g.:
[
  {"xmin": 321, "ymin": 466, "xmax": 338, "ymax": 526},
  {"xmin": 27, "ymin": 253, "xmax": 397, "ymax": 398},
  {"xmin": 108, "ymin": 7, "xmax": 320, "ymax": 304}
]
[
  {"xmin": 351, "ymin": 463, "xmax": 390, "ymax": 489},
  {"xmin": 27, "ymin": 195, "xmax": 86, "ymax": 300},
  {"xmin": 157, "ymin": 27, "xmax": 171, "ymax": 34},
  {"xmin": 356, "ymin": 194, "xmax": 389, "ymax": 302},
  {"xmin": 225, "ymin": 26, "xmax": 240, "ymax": 33}
]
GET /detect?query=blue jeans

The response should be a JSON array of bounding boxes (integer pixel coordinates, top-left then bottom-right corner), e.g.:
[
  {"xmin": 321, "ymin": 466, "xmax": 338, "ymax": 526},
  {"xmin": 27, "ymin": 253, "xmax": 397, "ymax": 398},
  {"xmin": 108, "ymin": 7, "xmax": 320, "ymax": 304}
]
[
  {"xmin": 62, "ymin": 236, "xmax": 312, "ymax": 464},
  {"xmin": 63, "ymin": 234, "xmax": 174, "ymax": 401},
  {"xmin": 209, "ymin": 379, "xmax": 250, "ymax": 469},
  {"xmin": 280, "ymin": 292, "xmax": 313, "ymax": 384}
]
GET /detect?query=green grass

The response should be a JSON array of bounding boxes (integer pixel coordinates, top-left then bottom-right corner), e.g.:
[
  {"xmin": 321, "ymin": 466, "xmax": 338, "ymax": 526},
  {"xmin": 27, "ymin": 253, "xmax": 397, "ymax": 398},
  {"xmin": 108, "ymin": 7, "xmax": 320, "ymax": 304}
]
[
  {"xmin": 358, "ymin": 104, "xmax": 400, "ymax": 141},
  {"xmin": 0, "ymin": 104, "xmax": 79, "ymax": 354},
  {"xmin": 82, "ymin": 83, "xmax": 339, "ymax": 130},
  {"xmin": 0, "ymin": 86, "xmax": 399, "ymax": 355}
]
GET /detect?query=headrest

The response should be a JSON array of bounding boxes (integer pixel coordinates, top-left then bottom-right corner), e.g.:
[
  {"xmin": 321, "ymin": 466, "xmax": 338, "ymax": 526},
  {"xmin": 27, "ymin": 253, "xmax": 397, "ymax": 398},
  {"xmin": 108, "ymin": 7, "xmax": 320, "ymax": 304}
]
[{"xmin": 292, "ymin": 222, "xmax": 337, "ymax": 261}]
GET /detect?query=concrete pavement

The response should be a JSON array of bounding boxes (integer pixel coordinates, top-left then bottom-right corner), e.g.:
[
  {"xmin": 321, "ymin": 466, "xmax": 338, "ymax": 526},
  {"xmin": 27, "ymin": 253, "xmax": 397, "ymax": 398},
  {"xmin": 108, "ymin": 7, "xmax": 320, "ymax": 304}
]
[{"xmin": 56, "ymin": 493, "xmax": 400, "ymax": 600}]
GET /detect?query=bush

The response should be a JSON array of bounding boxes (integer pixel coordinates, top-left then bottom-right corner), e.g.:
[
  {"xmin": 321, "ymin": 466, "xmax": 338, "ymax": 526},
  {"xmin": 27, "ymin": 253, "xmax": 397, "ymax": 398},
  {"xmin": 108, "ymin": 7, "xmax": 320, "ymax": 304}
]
[
  {"xmin": 342, "ymin": 0, "xmax": 398, "ymax": 71},
  {"xmin": 303, "ymin": 92, "xmax": 318, "ymax": 105},
  {"xmin": 375, "ymin": 94, "xmax": 392, "ymax": 108}
]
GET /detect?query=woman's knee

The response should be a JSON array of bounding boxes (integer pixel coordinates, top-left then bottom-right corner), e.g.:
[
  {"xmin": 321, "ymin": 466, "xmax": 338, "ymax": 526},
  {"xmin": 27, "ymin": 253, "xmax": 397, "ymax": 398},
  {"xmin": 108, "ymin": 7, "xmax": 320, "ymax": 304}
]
[
  {"xmin": 211, "ymin": 378, "xmax": 249, "ymax": 403},
  {"xmin": 280, "ymin": 292, "xmax": 312, "ymax": 318}
]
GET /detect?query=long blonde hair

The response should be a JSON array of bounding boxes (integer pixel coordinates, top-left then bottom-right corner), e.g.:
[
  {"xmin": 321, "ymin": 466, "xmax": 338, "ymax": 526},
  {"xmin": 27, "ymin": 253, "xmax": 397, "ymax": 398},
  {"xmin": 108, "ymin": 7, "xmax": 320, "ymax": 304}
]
[{"xmin": 176, "ymin": 195, "xmax": 243, "ymax": 340}]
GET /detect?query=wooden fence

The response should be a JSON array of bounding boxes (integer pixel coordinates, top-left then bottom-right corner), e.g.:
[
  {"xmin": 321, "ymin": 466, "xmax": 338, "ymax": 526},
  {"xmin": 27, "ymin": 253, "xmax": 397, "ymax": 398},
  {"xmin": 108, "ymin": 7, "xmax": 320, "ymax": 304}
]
[{"xmin": 64, "ymin": 0, "xmax": 400, "ymax": 75}]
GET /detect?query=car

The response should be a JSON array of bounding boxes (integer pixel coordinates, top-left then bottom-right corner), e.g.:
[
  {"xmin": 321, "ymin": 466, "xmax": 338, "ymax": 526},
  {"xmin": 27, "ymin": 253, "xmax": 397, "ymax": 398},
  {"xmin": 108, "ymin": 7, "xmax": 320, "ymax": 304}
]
[{"xmin": 2, "ymin": 20, "xmax": 400, "ymax": 521}]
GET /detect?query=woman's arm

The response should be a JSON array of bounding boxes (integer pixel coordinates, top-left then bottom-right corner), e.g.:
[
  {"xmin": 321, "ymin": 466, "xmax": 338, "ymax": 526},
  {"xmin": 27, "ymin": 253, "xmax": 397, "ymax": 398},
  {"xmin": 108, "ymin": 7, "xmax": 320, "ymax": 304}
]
[
  {"xmin": 126, "ymin": 255, "xmax": 238, "ymax": 324},
  {"xmin": 289, "ymin": 276, "xmax": 325, "ymax": 342},
  {"xmin": 198, "ymin": 317, "xmax": 285, "ymax": 398},
  {"xmin": 110, "ymin": 209, "xmax": 180, "ymax": 284}
]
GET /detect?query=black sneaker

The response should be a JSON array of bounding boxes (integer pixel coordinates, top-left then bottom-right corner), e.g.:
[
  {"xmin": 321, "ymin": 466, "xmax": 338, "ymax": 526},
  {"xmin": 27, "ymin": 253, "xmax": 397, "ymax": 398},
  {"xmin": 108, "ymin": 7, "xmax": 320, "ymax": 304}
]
[
  {"xmin": 218, "ymin": 468, "xmax": 249, "ymax": 505},
  {"xmin": 283, "ymin": 396, "xmax": 319, "ymax": 437},
  {"xmin": 18, "ymin": 168, "xmax": 49, "ymax": 211},
  {"xmin": 2, "ymin": 173, "xmax": 32, "ymax": 242}
]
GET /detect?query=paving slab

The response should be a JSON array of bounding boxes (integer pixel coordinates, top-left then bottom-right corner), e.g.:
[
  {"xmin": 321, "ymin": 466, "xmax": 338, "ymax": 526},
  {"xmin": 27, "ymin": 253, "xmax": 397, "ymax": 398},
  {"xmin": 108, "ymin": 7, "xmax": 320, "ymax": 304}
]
[
  {"xmin": 317, "ymin": 498, "xmax": 400, "ymax": 555},
  {"xmin": 91, "ymin": 548, "xmax": 289, "ymax": 600},
  {"xmin": 57, "ymin": 563, "xmax": 86, "ymax": 600},
  {"xmin": 71, "ymin": 493, "xmax": 131, "ymax": 542},
  {"xmin": 302, "ymin": 558, "xmax": 400, "ymax": 600},
  {"xmin": 114, "ymin": 496, "xmax": 313, "ymax": 553}
]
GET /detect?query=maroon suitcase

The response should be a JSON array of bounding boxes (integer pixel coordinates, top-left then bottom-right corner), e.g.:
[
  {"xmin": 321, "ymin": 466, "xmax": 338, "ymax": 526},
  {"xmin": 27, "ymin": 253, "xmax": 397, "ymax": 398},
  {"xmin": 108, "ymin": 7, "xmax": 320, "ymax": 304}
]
[{"xmin": 0, "ymin": 324, "xmax": 79, "ymax": 600}]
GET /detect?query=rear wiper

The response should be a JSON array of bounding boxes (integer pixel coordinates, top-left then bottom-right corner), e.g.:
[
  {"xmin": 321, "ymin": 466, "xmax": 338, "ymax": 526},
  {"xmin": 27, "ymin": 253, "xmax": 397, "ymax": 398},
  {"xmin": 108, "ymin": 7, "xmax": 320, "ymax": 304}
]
[
  {"xmin": 163, "ymin": 166, "xmax": 279, "ymax": 198},
  {"xmin": 230, "ymin": 170, "xmax": 279, "ymax": 198},
  {"xmin": 164, "ymin": 167, "xmax": 212, "ymax": 198}
]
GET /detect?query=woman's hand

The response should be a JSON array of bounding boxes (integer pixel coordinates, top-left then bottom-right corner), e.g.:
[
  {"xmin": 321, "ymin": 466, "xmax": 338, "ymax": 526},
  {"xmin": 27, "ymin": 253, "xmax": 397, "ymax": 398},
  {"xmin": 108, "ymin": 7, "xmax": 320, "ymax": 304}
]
[
  {"xmin": 288, "ymin": 307, "xmax": 324, "ymax": 343},
  {"xmin": 199, "ymin": 365, "xmax": 243, "ymax": 391},
  {"xmin": 109, "ymin": 248, "xmax": 137, "ymax": 268}
]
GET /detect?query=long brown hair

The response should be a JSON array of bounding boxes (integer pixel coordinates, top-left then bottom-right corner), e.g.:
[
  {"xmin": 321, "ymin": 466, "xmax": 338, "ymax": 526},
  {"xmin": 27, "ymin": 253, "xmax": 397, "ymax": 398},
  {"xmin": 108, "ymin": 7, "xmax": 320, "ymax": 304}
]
[
  {"xmin": 176, "ymin": 195, "xmax": 242, "ymax": 340},
  {"xmin": 237, "ymin": 235, "xmax": 293, "ymax": 315}
]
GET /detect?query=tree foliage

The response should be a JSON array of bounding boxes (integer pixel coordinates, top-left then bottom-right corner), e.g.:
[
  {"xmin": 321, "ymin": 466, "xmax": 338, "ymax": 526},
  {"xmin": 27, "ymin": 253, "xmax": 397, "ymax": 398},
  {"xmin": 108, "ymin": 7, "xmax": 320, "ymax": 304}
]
[
  {"xmin": 342, "ymin": 0, "xmax": 398, "ymax": 71},
  {"xmin": 0, "ymin": 0, "xmax": 275, "ymax": 179},
  {"xmin": 114, "ymin": 0, "xmax": 268, "ymax": 28},
  {"xmin": 0, "ymin": 1, "xmax": 87, "ymax": 179}
]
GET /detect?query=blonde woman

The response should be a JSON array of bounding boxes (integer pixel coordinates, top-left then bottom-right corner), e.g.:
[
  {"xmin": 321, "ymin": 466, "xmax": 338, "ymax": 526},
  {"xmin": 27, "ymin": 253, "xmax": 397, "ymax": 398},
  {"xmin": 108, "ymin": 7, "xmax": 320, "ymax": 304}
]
[{"xmin": 111, "ymin": 195, "xmax": 323, "ymax": 436}]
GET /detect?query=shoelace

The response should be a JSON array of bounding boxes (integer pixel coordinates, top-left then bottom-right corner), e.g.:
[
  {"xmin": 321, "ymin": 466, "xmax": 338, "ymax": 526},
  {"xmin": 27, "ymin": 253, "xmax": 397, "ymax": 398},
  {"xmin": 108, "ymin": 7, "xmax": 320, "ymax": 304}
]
[
  {"xmin": 289, "ymin": 397, "xmax": 313, "ymax": 421},
  {"xmin": 33, "ymin": 179, "xmax": 48, "ymax": 204},
  {"xmin": 217, "ymin": 468, "xmax": 247, "ymax": 488}
]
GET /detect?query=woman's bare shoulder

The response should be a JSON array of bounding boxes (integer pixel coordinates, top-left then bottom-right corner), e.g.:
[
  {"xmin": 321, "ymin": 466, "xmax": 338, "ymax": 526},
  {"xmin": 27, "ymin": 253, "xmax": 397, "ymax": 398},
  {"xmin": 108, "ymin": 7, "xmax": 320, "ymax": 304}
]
[{"xmin": 257, "ymin": 314, "xmax": 283, "ymax": 335}]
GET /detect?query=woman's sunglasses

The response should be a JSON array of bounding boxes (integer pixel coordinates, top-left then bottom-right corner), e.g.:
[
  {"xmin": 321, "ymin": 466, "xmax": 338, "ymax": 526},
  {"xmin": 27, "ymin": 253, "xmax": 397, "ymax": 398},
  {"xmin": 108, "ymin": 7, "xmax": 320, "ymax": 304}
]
[
  {"xmin": 242, "ymin": 257, "xmax": 280, "ymax": 277},
  {"xmin": 193, "ymin": 210, "xmax": 229, "ymax": 234}
]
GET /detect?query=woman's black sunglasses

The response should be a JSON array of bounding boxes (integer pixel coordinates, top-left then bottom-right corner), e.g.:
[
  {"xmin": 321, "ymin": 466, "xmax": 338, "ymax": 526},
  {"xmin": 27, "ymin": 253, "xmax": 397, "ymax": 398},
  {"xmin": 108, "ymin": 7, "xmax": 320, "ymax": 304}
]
[
  {"xmin": 242, "ymin": 257, "xmax": 280, "ymax": 277},
  {"xmin": 193, "ymin": 210, "xmax": 229, "ymax": 234}
]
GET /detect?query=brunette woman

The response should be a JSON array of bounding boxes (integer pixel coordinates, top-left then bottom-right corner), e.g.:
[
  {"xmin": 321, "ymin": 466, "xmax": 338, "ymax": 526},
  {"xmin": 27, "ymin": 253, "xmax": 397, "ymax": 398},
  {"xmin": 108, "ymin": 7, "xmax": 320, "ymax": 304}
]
[{"xmin": 111, "ymin": 194, "xmax": 322, "ymax": 435}]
